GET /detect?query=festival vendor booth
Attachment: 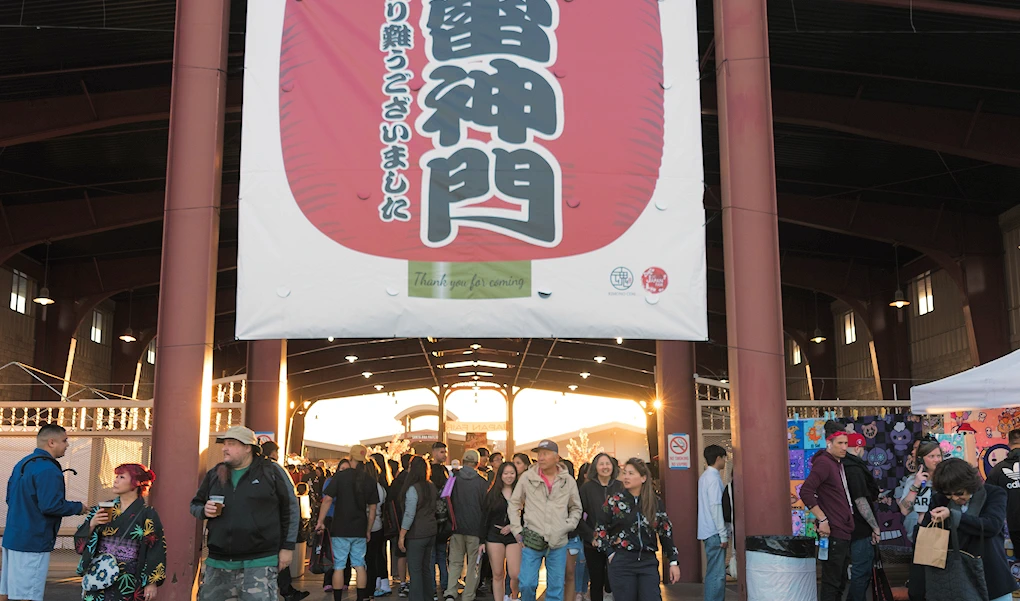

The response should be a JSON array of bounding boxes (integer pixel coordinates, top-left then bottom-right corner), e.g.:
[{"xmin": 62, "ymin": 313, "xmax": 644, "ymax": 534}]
[{"xmin": 910, "ymin": 348, "xmax": 1020, "ymax": 595}]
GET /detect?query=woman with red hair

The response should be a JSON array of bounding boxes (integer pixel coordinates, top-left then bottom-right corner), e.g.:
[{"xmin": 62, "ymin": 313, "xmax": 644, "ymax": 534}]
[{"xmin": 74, "ymin": 463, "xmax": 167, "ymax": 601}]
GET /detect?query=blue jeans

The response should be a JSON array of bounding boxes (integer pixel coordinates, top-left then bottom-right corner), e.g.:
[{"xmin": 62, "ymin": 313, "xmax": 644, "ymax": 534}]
[
  {"xmin": 520, "ymin": 545, "xmax": 567, "ymax": 601},
  {"xmin": 433, "ymin": 539, "xmax": 448, "ymax": 592},
  {"xmin": 702, "ymin": 535, "xmax": 726, "ymax": 601},
  {"xmin": 848, "ymin": 538, "xmax": 874, "ymax": 601}
]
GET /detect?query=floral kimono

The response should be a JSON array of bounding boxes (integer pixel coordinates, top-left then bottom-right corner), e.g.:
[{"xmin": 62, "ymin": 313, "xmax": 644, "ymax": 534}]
[{"xmin": 75, "ymin": 498, "xmax": 167, "ymax": 601}]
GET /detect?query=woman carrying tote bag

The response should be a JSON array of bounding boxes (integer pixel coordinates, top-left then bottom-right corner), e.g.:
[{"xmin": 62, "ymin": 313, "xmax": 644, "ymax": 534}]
[{"xmin": 919, "ymin": 458, "xmax": 1017, "ymax": 601}]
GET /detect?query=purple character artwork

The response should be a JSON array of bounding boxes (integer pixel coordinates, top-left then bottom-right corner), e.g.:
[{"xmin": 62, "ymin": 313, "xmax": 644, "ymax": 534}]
[
  {"xmin": 867, "ymin": 447, "xmax": 893, "ymax": 479},
  {"xmin": 890, "ymin": 422, "xmax": 912, "ymax": 453}
]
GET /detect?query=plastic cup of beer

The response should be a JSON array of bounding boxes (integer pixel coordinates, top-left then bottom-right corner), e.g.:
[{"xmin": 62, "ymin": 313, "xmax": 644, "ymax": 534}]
[
  {"xmin": 98, "ymin": 501, "xmax": 116, "ymax": 522},
  {"xmin": 209, "ymin": 495, "xmax": 225, "ymax": 516}
]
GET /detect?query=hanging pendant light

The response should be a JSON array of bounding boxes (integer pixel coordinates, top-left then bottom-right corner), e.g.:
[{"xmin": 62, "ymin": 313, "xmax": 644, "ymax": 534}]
[
  {"xmin": 33, "ymin": 242, "xmax": 55, "ymax": 306},
  {"xmin": 889, "ymin": 245, "xmax": 911, "ymax": 309},
  {"xmin": 810, "ymin": 291, "xmax": 827, "ymax": 344},
  {"xmin": 119, "ymin": 290, "xmax": 137, "ymax": 343}
]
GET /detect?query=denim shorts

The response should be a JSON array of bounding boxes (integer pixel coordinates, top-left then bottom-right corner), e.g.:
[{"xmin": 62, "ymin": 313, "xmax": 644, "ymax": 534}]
[
  {"xmin": 332, "ymin": 537, "xmax": 367, "ymax": 569},
  {"xmin": 566, "ymin": 536, "xmax": 583, "ymax": 556}
]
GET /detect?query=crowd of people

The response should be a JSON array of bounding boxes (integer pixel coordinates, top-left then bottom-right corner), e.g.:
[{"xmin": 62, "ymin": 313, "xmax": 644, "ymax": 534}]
[
  {"xmin": 0, "ymin": 424, "xmax": 682, "ymax": 601},
  {"xmin": 800, "ymin": 420, "xmax": 1020, "ymax": 601}
]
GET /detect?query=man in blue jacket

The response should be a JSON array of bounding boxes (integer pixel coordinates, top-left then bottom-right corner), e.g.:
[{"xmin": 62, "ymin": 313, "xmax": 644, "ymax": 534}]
[{"xmin": 1, "ymin": 424, "xmax": 86, "ymax": 601}]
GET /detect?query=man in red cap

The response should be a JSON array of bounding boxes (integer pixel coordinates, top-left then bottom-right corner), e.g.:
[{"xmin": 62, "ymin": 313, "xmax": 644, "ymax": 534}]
[{"xmin": 843, "ymin": 432, "xmax": 881, "ymax": 601}]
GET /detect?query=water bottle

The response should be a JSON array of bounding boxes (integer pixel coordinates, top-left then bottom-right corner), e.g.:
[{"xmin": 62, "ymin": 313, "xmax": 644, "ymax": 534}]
[{"xmin": 818, "ymin": 536, "xmax": 829, "ymax": 561}]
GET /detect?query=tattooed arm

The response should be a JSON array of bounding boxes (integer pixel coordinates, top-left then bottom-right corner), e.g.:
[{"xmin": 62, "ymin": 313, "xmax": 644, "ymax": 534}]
[{"xmin": 855, "ymin": 497, "xmax": 881, "ymax": 543}]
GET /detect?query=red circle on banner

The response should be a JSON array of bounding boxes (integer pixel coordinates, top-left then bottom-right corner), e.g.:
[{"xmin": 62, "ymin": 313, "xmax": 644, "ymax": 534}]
[
  {"xmin": 280, "ymin": 0, "xmax": 666, "ymax": 261},
  {"xmin": 642, "ymin": 267, "xmax": 668, "ymax": 294}
]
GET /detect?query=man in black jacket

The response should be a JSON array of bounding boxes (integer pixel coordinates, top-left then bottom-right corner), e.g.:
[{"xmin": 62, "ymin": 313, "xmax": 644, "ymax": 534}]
[
  {"xmin": 844, "ymin": 433, "xmax": 881, "ymax": 601},
  {"xmin": 985, "ymin": 428, "xmax": 1020, "ymax": 544},
  {"xmin": 191, "ymin": 426, "xmax": 299, "ymax": 601},
  {"xmin": 443, "ymin": 449, "xmax": 489, "ymax": 601}
]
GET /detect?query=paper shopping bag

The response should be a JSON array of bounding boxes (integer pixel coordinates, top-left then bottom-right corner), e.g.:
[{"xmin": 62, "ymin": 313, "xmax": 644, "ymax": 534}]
[{"xmin": 913, "ymin": 521, "xmax": 949, "ymax": 569}]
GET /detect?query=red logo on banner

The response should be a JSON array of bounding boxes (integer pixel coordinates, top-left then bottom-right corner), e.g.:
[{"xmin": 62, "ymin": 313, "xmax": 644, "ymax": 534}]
[
  {"xmin": 279, "ymin": 0, "xmax": 666, "ymax": 262},
  {"xmin": 642, "ymin": 267, "xmax": 668, "ymax": 294}
]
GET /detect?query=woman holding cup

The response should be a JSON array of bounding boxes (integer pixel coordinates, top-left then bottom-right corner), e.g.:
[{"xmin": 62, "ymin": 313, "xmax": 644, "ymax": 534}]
[{"xmin": 75, "ymin": 463, "xmax": 167, "ymax": 601}]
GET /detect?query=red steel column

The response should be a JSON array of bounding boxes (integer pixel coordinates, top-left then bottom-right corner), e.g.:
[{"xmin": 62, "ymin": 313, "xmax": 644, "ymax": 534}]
[
  {"xmin": 245, "ymin": 340, "xmax": 288, "ymax": 450},
  {"xmin": 713, "ymin": 0, "xmax": 792, "ymax": 596},
  {"xmin": 148, "ymin": 0, "xmax": 230, "ymax": 599},
  {"xmin": 656, "ymin": 341, "xmax": 701, "ymax": 583}
]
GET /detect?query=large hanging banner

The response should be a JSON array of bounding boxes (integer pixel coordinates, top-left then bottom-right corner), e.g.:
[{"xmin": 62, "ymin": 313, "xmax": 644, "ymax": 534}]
[{"xmin": 237, "ymin": 0, "xmax": 706, "ymax": 339}]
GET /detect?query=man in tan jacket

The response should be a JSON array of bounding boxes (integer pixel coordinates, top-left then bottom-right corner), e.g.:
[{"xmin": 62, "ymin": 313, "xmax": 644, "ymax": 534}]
[{"xmin": 508, "ymin": 440, "xmax": 582, "ymax": 601}]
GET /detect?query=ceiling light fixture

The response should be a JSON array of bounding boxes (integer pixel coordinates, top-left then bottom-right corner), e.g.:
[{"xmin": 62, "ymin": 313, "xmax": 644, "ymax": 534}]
[
  {"xmin": 119, "ymin": 290, "xmax": 137, "ymax": 343},
  {"xmin": 362, "ymin": 371, "xmax": 373, "ymax": 378},
  {"xmin": 33, "ymin": 242, "xmax": 55, "ymax": 306},
  {"xmin": 615, "ymin": 337, "xmax": 623, "ymax": 344},
  {"xmin": 327, "ymin": 336, "xmax": 335, "ymax": 342},
  {"xmin": 810, "ymin": 291, "xmax": 827, "ymax": 344},
  {"xmin": 594, "ymin": 356, "xmax": 606, "ymax": 363},
  {"xmin": 374, "ymin": 384, "xmax": 384, "ymax": 391},
  {"xmin": 652, "ymin": 399, "xmax": 663, "ymax": 410},
  {"xmin": 889, "ymin": 245, "xmax": 911, "ymax": 309},
  {"xmin": 470, "ymin": 343, "xmax": 482, "ymax": 350},
  {"xmin": 345, "ymin": 355, "xmax": 358, "ymax": 363},
  {"xmin": 580, "ymin": 372, "xmax": 590, "ymax": 379},
  {"xmin": 568, "ymin": 384, "xmax": 578, "ymax": 391},
  {"xmin": 440, "ymin": 360, "xmax": 508, "ymax": 370}
]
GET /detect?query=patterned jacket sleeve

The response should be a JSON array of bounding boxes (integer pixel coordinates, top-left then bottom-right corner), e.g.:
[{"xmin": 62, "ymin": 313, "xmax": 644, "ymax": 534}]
[
  {"xmin": 655, "ymin": 497, "xmax": 679, "ymax": 562},
  {"xmin": 142, "ymin": 507, "xmax": 168, "ymax": 587},
  {"xmin": 592, "ymin": 493, "xmax": 615, "ymax": 551},
  {"xmin": 74, "ymin": 506, "xmax": 99, "ymax": 576}
]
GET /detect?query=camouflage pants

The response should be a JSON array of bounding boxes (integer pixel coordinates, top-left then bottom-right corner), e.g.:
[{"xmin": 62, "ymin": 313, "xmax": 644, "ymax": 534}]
[{"xmin": 198, "ymin": 565, "xmax": 279, "ymax": 601}]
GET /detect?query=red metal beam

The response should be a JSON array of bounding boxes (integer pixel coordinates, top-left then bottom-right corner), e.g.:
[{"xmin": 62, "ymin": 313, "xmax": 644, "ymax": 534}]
[
  {"xmin": 0, "ymin": 80, "xmax": 242, "ymax": 147},
  {"xmin": 843, "ymin": 0, "xmax": 1020, "ymax": 21},
  {"xmin": 706, "ymin": 186, "xmax": 1001, "ymax": 256},
  {"xmin": 0, "ymin": 187, "xmax": 238, "ymax": 265},
  {"xmin": 702, "ymin": 87, "xmax": 1020, "ymax": 167}
]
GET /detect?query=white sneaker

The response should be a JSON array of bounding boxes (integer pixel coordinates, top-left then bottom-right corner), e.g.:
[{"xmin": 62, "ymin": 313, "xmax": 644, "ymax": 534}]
[{"xmin": 504, "ymin": 596, "xmax": 512, "ymax": 601}]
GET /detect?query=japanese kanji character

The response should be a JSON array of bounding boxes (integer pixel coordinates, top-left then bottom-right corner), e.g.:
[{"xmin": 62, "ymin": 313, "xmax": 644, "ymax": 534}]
[
  {"xmin": 379, "ymin": 196, "xmax": 412, "ymax": 222},
  {"xmin": 387, "ymin": 1, "xmax": 409, "ymax": 22},
  {"xmin": 383, "ymin": 95, "xmax": 412, "ymax": 121},
  {"xmin": 425, "ymin": 0, "xmax": 555, "ymax": 63},
  {"xmin": 384, "ymin": 170, "xmax": 409, "ymax": 195},
  {"xmin": 420, "ymin": 59, "xmax": 559, "ymax": 146},
  {"xmin": 423, "ymin": 147, "xmax": 559, "ymax": 246},
  {"xmin": 384, "ymin": 71, "xmax": 412, "ymax": 95},
  {"xmin": 381, "ymin": 23, "xmax": 414, "ymax": 52},
  {"xmin": 380, "ymin": 123, "xmax": 411, "ymax": 144},
  {"xmin": 385, "ymin": 51, "xmax": 408, "ymax": 71},
  {"xmin": 381, "ymin": 144, "xmax": 410, "ymax": 170}
]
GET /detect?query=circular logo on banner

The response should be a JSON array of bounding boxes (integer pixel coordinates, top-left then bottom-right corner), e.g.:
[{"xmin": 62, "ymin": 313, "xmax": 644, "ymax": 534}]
[
  {"xmin": 609, "ymin": 267, "xmax": 634, "ymax": 290},
  {"xmin": 642, "ymin": 267, "xmax": 668, "ymax": 294}
]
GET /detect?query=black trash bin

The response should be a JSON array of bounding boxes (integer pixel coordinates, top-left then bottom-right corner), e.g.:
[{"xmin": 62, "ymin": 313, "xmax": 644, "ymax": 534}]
[{"xmin": 745, "ymin": 536, "xmax": 817, "ymax": 601}]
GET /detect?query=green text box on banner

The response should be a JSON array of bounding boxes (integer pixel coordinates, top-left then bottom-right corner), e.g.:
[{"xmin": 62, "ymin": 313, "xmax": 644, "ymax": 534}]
[{"xmin": 408, "ymin": 261, "xmax": 531, "ymax": 299}]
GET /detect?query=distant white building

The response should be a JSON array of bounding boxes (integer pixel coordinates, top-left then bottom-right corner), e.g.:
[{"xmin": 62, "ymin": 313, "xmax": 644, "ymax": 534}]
[{"xmin": 517, "ymin": 422, "xmax": 649, "ymax": 465}]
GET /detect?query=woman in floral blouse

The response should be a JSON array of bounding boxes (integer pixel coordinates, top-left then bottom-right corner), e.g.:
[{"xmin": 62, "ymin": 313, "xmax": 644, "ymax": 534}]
[
  {"xmin": 75, "ymin": 464, "xmax": 167, "ymax": 601},
  {"xmin": 593, "ymin": 458, "xmax": 680, "ymax": 601}
]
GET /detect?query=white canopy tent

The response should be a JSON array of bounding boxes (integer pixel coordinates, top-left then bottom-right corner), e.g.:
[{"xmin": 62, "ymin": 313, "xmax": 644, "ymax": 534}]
[{"xmin": 911, "ymin": 348, "xmax": 1020, "ymax": 414}]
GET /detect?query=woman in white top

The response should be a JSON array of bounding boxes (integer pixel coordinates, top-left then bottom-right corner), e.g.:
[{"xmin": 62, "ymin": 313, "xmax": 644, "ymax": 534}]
[
  {"xmin": 898, "ymin": 439, "xmax": 943, "ymax": 540},
  {"xmin": 366, "ymin": 456, "xmax": 392, "ymax": 597}
]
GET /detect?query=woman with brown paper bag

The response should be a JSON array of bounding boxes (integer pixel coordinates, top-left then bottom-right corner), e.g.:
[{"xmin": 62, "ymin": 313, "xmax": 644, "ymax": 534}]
[{"xmin": 916, "ymin": 459, "xmax": 1017, "ymax": 601}]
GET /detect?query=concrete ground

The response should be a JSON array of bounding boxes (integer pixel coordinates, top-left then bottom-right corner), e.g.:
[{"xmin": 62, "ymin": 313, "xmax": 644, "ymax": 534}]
[{"xmin": 38, "ymin": 552, "xmax": 741, "ymax": 600}]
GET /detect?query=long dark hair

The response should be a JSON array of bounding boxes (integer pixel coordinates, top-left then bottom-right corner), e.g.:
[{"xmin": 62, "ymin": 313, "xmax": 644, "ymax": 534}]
[
  {"xmin": 370, "ymin": 453, "xmax": 391, "ymax": 487},
  {"xmin": 624, "ymin": 458, "xmax": 658, "ymax": 528},
  {"xmin": 587, "ymin": 452, "xmax": 620, "ymax": 482},
  {"xmin": 400, "ymin": 455, "xmax": 435, "ymax": 507},
  {"xmin": 486, "ymin": 462, "xmax": 519, "ymax": 510}
]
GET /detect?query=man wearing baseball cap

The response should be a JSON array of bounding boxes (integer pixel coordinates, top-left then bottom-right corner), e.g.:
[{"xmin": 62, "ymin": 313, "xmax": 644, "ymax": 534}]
[
  {"xmin": 508, "ymin": 440, "xmax": 582, "ymax": 601},
  {"xmin": 316, "ymin": 444, "xmax": 380, "ymax": 601},
  {"xmin": 843, "ymin": 432, "xmax": 881, "ymax": 601},
  {"xmin": 190, "ymin": 426, "xmax": 299, "ymax": 601}
]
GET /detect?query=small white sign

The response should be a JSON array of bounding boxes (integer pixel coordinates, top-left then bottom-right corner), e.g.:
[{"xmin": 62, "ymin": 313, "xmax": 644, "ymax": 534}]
[{"xmin": 667, "ymin": 433, "xmax": 691, "ymax": 470}]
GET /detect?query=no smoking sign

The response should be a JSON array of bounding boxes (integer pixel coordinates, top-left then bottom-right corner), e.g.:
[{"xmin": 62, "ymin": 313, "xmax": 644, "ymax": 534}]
[{"xmin": 667, "ymin": 433, "xmax": 691, "ymax": 470}]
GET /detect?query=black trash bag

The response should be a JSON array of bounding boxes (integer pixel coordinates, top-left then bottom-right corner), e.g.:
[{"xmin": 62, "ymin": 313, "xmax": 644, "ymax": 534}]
[
  {"xmin": 309, "ymin": 530, "xmax": 333, "ymax": 575},
  {"xmin": 745, "ymin": 535, "xmax": 816, "ymax": 559}
]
